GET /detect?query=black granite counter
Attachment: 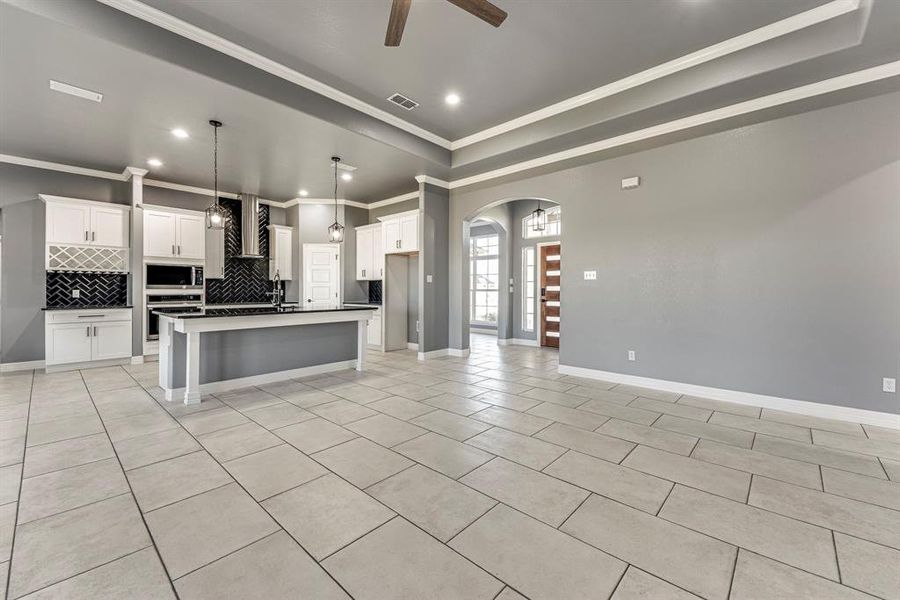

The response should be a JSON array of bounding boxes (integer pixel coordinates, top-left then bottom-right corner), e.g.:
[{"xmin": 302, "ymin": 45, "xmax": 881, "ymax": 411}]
[
  {"xmin": 43, "ymin": 305, "xmax": 133, "ymax": 311},
  {"xmin": 155, "ymin": 305, "xmax": 373, "ymax": 319}
]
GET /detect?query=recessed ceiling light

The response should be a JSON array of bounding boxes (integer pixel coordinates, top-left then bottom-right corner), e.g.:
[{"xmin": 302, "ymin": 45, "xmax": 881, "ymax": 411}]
[
  {"xmin": 171, "ymin": 128, "xmax": 189, "ymax": 139},
  {"xmin": 341, "ymin": 173, "xmax": 353, "ymax": 181},
  {"xmin": 298, "ymin": 189, "xmax": 309, "ymax": 197},
  {"xmin": 445, "ymin": 93, "xmax": 461, "ymax": 106},
  {"xmin": 49, "ymin": 80, "xmax": 103, "ymax": 103},
  {"xmin": 147, "ymin": 158, "xmax": 163, "ymax": 167}
]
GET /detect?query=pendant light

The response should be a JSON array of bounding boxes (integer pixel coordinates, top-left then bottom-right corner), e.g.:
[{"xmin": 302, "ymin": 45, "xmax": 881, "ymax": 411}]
[
  {"xmin": 531, "ymin": 199, "xmax": 547, "ymax": 232},
  {"xmin": 327, "ymin": 156, "xmax": 345, "ymax": 243},
  {"xmin": 205, "ymin": 120, "xmax": 227, "ymax": 230}
]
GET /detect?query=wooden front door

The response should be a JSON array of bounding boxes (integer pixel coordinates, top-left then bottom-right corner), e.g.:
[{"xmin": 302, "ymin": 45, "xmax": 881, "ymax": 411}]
[{"xmin": 539, "ymin": 244, "xmax": 561, "ymax": 348}]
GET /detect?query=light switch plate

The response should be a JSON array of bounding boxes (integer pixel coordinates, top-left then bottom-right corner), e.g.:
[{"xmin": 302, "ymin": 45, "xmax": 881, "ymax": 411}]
[
  {"xmin": 884, "ymin": 378, "xmax": 896, "ymax": 393},
  {"xmin": 621, "ymin": 176, "xmax": 640, "ymax": 189},
  {"xmin": 583, "ymin": 270, "xmax": 597, "ymax": 280},
  {"xmin": 426, "ymin": 274, "xmax": 433, "ymax": 283},
  {"xmin": 628, "ymin": 350, "xmax": 636, "ymax": 361}
]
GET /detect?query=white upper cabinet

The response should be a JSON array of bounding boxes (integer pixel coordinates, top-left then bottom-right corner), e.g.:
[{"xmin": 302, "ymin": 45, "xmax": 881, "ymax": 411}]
[
  {"xmin": 268, "ymin": 225, "xmax": 293, "ymax": 280},
  {"xmin": 355, "ymin": 223, "xmax": 383, "ymax": 280},
  {"xmin": 143, "ymin": 207, "xmax": 206, "ymax": 260},
  {"xmin": 43, "ymin": 196, "xmax": 130, "ymax": 248},
  {"xmin": 380, "ymin": 210, "xmax": 419, "ymax": 255}
]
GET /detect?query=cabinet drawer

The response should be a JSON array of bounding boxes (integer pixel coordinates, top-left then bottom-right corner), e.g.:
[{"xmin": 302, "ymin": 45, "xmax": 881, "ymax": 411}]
[{"xmin": 47, "ymin": 309, "xmax": 132, "ymax": 324}]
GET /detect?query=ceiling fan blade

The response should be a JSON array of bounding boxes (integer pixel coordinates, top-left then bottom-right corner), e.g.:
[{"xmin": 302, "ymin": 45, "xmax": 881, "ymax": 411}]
[
  {"xmin": 445, "ymin": 0, "xmax": 507, "ymax": 27},
  {"xmin": 385, "ymin": 0, "xmax": 412, "ymax": 46}
]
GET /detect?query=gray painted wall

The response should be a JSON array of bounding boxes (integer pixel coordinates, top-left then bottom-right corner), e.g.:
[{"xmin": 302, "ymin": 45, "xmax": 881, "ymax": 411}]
[
  {"xmin": 450, "ymin": 91, "xmax": 900, "ymax": 414},
  {"xmin": 0, "ymin": 164, "xmax": 128, "ymax": 363},
  {"xmin": 407, "ymin": 255, "xmax": 419, "ymax": 344},
  {"xmin": 419, "ymin": 183, "xmax": 450, "ymax": 353},
  {"xmin": 368, "ymin": 198, "xmax": 419, "ymax": 223}
]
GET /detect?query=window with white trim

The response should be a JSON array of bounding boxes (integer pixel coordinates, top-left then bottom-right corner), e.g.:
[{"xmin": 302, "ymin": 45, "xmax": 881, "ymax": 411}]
[
  {"xmin": 522, "ymin": 247, "xmax": 535, "ymax": 332},
  {"xmin": 470, "ymin": 235, "xmax": 499, "ymax": 325},
  {"xmin": 523, "ymin": 205, "xmax": 561, "ymax": 239}
]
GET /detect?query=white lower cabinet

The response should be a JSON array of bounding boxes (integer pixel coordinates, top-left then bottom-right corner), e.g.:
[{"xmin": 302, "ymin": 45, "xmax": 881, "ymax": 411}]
[
  {"xmin": 367, "ymin": 314, "xmax": 382, "ymax": 347},
  {"xmin": 45, "ymin": 309, "xmax": 133, "ymax": 367}
]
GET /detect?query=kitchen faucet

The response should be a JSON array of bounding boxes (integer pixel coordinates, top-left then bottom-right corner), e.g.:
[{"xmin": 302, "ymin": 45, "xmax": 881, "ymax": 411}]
[{"xmin": 267, "ymin": 271, "xmax": 283, "ymax": 308}]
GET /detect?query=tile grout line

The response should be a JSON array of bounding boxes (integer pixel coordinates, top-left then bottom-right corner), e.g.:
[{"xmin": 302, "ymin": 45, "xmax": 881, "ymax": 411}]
[
  {"xmin": 2, "ymin": 368, "xmax": 34, "ymax": 600},
  {"xmin": 78, "ymin": 368, "xmax": 182, "ymax": 600}
]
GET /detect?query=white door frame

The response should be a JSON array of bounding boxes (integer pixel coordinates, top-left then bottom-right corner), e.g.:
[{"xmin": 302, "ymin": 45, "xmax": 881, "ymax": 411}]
[{"xmin": 302, "ymin": 243, "xmax": 342, "ymax": 305}]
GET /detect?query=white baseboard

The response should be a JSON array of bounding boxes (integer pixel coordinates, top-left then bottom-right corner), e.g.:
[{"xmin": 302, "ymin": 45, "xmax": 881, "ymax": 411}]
[
  {"xmin": 0, "ymin": 359, "xmax": 45, "ymax": 372},
  {"xmin": 130, "ymin": 356, "xmax": 145, "ymax": 365},
  {"xmin": 163, "ymin": 359, "xmax": 357, "ymax": 402},
  {"xmin": 448, "ymin": 348, "xmax": 470, "ymax": 358},
  {"xmin": 497, "ymin": 338, "xmax": 539, "ymax": 347},
  {"xmin": 407, "ymin": 343, "xmax": 419, "ymax": 351},
  {"xmin": 45, "ymin": 357, "xmax": 131, "ymax": 373},
  {"xmin": 558, "ymin": 364, "xmax": 900, "ymax": 429},
  {"xmin": 417, "ymin": 348, "xmax": 450, "ymax": 361}
]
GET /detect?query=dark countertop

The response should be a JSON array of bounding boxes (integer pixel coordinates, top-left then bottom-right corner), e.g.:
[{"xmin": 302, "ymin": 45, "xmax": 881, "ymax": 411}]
[
  {"xmin": 155, "ymin": 305, "xmax": 374, "ymax": 319},
  {"xmin": 43, "ymin": 305, "xmax": 133, "ymax": 311}
]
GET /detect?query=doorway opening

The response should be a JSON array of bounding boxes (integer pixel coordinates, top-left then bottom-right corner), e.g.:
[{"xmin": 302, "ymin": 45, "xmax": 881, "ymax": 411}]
[{"xmin": 538, "ymin": 242, "xmax": 561, "ymax": 348}]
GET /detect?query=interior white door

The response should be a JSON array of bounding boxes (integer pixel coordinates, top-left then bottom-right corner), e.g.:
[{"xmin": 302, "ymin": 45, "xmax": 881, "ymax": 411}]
[
  {"xmin": 91, "ymin": 321, "xmax": 132, "ymax": 360},
  {"xmin": 176, "ymin": 214, "xmax": 206, "ymax": 259},
  {"xmin": 90, "ymin": 206, "xmax": 129, "ymax": 247},
  {"xmin": 47, "ymin": 203, "xmax": 91, "ymax": 245},
  {"xmin": 303, "ymin": 244, "xmax": 340, "ymax": 307},
  {"xmin": 144, "ymin": 210, "xmax": 177, "ymax": 257}
]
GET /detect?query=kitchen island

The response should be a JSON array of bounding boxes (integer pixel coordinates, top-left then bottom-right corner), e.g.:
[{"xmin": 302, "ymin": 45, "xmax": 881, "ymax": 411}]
[{"xmin": 157, "ymin": 305, "xmax": 375, "ymax": 404}]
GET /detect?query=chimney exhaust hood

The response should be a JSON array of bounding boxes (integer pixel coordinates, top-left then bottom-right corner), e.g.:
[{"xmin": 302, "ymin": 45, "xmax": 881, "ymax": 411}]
[{"xmin": 238, "ymin": 193, "xmax": 265, "ymax": 258}]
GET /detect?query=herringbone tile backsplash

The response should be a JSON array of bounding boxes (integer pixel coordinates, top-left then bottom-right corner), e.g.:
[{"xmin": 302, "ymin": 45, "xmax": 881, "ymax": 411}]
[
  {"xmin": 46, "ymin": 272, "xmax": 128, "ymax": 307},
  {"xmin": 205, "ymin": 198, "xmax": 278, "ymax": 304}
]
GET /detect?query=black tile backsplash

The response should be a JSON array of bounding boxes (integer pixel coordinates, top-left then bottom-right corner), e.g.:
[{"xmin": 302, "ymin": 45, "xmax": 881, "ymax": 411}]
[
  {"xmin": 46, "ymin": 272, "xmax": 128, "ymax": 308},
  {"xmin": 205, "ymin": 198, "xmax": 280, "ymax": 304},
  {"xmin": 368, "ymin": 280, "xmax": 382, "ymax": 304}
]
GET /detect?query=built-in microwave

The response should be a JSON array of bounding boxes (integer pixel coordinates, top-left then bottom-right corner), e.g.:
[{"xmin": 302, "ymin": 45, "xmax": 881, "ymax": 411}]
[{"xmin": 146, "ymin": 264, "xmax": 204, "ymax": 289}]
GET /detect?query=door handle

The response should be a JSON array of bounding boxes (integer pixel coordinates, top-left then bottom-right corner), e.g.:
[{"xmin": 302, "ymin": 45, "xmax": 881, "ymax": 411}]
[{"xmin": 306, "ymin": 299, "xmax": 312, "ymax": 303}]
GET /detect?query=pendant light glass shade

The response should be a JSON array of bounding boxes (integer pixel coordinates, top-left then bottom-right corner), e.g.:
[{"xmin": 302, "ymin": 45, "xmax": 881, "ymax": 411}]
[
  {"xmin": 206, "ymin": 120, "xmax": 226, "ymax": 230},
  {"xmin": 328, "ymin": 156, "xmax": 344, "ymax": 243},
  {"xmin": 531, "ymin": 205, "xmax": 547, "ymax": 232}
]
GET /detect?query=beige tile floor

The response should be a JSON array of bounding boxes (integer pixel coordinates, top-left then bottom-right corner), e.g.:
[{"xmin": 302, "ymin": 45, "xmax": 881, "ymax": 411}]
[{"xmin": 1, "ymin": 333, "xmax": 898, "ymax": 599}]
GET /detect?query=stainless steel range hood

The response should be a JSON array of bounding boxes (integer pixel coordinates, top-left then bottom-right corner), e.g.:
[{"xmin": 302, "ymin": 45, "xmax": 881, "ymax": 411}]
[{"xmin": 237, "ymin": 193, "xmax": 264, "ymax": 258}]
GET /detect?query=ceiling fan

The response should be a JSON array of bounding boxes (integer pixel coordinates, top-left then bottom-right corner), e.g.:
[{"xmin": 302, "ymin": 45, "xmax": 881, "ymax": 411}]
[{"xmin": 385, "ymin": 0, "xmax": 507, "ymax": 47}]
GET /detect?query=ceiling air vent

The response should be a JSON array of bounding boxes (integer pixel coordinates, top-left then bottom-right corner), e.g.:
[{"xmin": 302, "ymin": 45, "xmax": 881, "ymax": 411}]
[{"xmin": 387, "ymin": 93, "xmax": 419, "ymax": 110}]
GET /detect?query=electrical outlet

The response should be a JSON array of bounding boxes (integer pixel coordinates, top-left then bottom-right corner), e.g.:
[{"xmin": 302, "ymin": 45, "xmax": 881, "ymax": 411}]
[
  {"xmin": 884, "ymin": 378, "xmax": 896, "ymax": 393},
  {"xmin": 628, "ymin": 350, "xmax": 636, "ymax": 361},
  {"xmin": 71, "ymin": 289, "xmax": 80, "ymax": 299},
  {"xmin": 584, "ymin": 270, "xmax": 597, "ymax": 280}
]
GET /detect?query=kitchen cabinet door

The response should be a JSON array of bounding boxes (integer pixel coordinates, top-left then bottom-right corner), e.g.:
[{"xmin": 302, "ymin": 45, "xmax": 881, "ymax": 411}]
[
  {"xmin": 144, "ymin": 210, "xmax": 177, "ymax": 257},
  {"xmin": 176, "ymin": 214, "xmax": 206, "ymax": 259},
  {"xmin": 399, "ymin": 213, "xmax": 419, "ymax": 252},
  {"xmin": 371, "ymin": 224, "xmax": 384, "ymax": 279},
  {"xmin": 356, "ymin": 227, "xmax": 373, "ymax": 280},
  {"xmin": 367, "ymin": 314, "xmax": 382, "ymax": 347},
  {"xmin": 90, "ymin": 206, "xmax": 129, "ymax": 247},
  {"xmin": 47, "ymin": 203, "xmax": 91, "ymax": 245},
  {"xmin": 46, "ymin": 323, "xmax": 93, "ymax": 364},
  {"xmin": 382, "ymin": 218, "xmax": 401, "ymax": 254},
  {"xmin": 91, "ymin": 321, "xmax": 132, "ymax": 361}
]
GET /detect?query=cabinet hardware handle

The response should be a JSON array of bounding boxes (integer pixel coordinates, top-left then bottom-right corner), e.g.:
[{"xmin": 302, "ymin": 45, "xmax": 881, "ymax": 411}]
[
  {"xmin": 172, "ymin": 244, "xmax": 176, "ymax": 255},
  {"xmin": 362, "ymin": 269, "xmax": 366, "ymax": 277},
  {"xmin": 177, "ymin": 245, "xmax": 181, "ymax": 255},
  {"xmin": 93, "ymin": 326, "xmax": 98, "ymax": 336},
  {"xmin": 91, "ymin": 231, "xmax": 96, "ymax": 242},
  {"xmin": 77, "ymin": 315, "xmax": 103, "ymax": 318},
  {"xmin": 86, "ymin": 326, "xmax": 91, "ymax": 337},
  {"xmin": 85, "ymin": 231, "xmax": 89, "ymax": 241}
]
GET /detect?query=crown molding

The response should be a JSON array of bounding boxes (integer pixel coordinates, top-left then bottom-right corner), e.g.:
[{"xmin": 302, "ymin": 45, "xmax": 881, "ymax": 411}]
[
  {"xmin": 415, "ymin": 175, "xmax": 451, "ymax": 188},
  {"xmin": 449, "ymin": 0, "xmax": 861, "ymax": 149},
  {"xmin": 122, "ymin": 166, "xmax": 148, "ymax": 179},
  {"xmin": 97, "ymin": 0, "xmax": 452, "ymax": 150},
  {"xmin": 282, "ymin": 198, "xmax": 369, "ymax": 209},
  {"xmin": 0, "ymin": 154, "xmax": 125, "ymax": 181},
  {"xmin": 367, "ymin": 191, "xmax": 419, "ymax": 209},
  {"xmin": 449, "ymin": 60, "xmax": 900, "ymax": 190}
]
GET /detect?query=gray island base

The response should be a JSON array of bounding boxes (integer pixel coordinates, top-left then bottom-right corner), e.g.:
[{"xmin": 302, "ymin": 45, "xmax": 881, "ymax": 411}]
[{"xmin": 157, "ymin": 306, "xmax": 375, "ymax": 404}]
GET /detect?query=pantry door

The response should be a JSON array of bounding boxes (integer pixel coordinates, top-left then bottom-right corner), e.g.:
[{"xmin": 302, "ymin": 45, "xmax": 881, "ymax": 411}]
[
  {"xmin": 539, "ymin": 243, "xmax": 561, "ymax": 348},
  {"xmin": 303, "ymin": 243, "xmax": 341, "ymax": 307}
]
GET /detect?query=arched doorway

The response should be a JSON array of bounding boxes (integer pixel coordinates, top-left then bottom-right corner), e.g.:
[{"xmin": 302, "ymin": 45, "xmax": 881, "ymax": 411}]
[{"xmin": 458, "ymin": 198, "xmax": 561, "ymax": 351}]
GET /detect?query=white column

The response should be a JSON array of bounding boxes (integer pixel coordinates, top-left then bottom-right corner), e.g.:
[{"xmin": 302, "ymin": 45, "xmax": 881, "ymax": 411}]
[
  {"xmin": 356, "ymin": 319, "xmax": 367, "ymax": 372},
  {"xmin": 123, "ymin": 166, "xmax": 148, "ymax": 360},
  {"xmin": 184, "ymin": 331, "xmax": 201, "ymax": 404},
  {"xmin": 158, "ymin": 318, "xmax": 173, "ymax": 399}
]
